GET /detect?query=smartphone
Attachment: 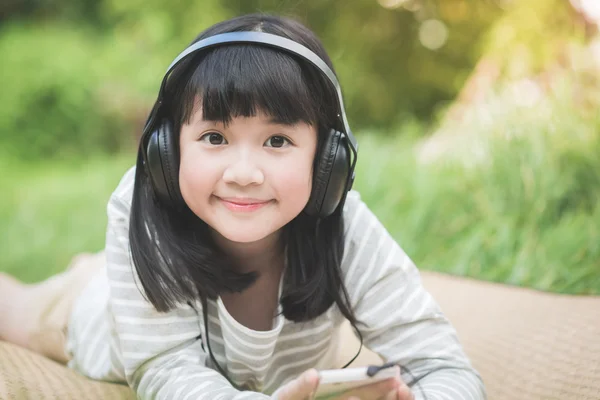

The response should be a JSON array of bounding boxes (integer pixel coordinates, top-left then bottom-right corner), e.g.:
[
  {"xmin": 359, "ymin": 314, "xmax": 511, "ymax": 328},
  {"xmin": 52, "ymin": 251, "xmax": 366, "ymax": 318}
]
[{"xmin": 314, "ymin": 365, "xmax": 399, "ymax": 399}]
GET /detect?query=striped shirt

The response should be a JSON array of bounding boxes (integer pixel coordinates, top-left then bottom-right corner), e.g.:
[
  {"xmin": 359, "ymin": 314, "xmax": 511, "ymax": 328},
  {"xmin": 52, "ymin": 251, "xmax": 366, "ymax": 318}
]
[{"xmin": 65, "ymin": 167, "xmax": 485, "ymax": 399}]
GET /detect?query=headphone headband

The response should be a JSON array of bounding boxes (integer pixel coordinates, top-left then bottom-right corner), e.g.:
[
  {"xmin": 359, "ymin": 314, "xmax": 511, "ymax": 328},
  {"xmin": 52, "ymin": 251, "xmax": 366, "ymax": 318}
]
[{"xmin": 143, "ymin": 31, "xmax": 357, "ymax": 168}]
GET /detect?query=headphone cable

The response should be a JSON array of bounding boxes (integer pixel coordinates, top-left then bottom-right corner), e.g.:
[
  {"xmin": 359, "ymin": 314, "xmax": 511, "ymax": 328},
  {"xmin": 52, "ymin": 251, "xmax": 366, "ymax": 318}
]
[{"xmin": 192, "ymin": 300, "xmax": 430, "ymax": 399}]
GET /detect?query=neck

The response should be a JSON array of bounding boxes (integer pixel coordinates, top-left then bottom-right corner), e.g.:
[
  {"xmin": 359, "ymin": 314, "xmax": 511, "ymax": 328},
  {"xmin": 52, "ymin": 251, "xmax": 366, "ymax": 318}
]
[{"xmin": 212, "ymin": 229, "xmax": 285, "ymax": 274}]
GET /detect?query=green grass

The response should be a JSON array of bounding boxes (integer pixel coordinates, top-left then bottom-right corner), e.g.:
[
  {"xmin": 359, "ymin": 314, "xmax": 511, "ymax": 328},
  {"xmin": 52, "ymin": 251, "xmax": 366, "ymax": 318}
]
[
  {"xmin": 355, "ymin": 133, "xmax": 600, "ymax": 295},
  {"xmin": 0, "ymin": 153, "xmax": 135, "ymax": 282},
  {"xmin": 1, "ymin": 99, "xmax": 599, "ymax": 294},
  {"xmin": 354, "ymin": 93, "xmax": 600, "ymax": 295}
]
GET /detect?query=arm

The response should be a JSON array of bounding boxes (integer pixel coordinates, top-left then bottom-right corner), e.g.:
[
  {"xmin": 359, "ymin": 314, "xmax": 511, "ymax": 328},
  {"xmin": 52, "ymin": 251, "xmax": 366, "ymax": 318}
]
[
  {"xmin": 341, "ymin": 192, "xmax": 486, "ymax": 400},
  {"xmin": 105, "ymin": 170, "xmax": 270, "ymax": 400}
]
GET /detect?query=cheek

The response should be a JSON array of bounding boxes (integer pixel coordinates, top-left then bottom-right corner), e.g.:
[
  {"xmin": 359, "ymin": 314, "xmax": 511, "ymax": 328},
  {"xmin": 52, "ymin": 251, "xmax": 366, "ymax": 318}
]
[
  {"xmin": 271, "ymin": 155, "xmax": 314, "ymax": 203},
  {"xmin": 178, "ymin": 150, "xmax": 215, "ymax": 205}
]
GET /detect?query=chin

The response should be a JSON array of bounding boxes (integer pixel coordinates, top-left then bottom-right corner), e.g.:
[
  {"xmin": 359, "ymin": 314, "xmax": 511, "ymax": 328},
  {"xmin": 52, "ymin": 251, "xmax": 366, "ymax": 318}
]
[{"xmin": 216, "ymin": 227, "xmax": 276, "ymax": 244}]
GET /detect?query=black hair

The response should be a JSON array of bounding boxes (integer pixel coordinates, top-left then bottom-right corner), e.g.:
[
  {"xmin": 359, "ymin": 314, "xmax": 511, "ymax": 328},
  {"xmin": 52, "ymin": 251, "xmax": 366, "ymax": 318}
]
[{"xmin": 128, "ymin": 14, "xmax": 358, "ymax": 328}]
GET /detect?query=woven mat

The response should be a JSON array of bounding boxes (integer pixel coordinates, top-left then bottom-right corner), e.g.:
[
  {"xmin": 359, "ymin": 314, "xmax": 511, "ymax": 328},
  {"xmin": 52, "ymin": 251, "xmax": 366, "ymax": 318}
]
[
  {"xmin": 1, "ymin": 271, "xmax": 599, "ymax": 400},
  {"xmin": 421, "ymin": 271, "xmax": 600, "ymax": 400},
  {"xmin": 0, "ymin": 340, "xmax": 133, "ymax": 400}
]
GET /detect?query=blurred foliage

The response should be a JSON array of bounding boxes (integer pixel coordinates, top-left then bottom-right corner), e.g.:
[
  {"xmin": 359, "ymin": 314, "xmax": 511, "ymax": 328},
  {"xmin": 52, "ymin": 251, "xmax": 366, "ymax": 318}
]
[
  {"xmin": 0, "ymin": 152, "xmax": 135, "ymax": 282},
  {"xmin": 1, "ymin": 0, "xmax": 504, "ymax": 160},
  {"xmin": 356, "ymin": 84, "xmax": 600, "ymax": 293},
  {"xmin": 0, "ymin": 25, "xmax": 132, "ymax": 159},
  {"xmin": 0, "ymin": 0, "xmax": 595, "ymax": 160},
  {"xmin": 483, "ymin": 0, "xmax": 589, "ymax": 78}
]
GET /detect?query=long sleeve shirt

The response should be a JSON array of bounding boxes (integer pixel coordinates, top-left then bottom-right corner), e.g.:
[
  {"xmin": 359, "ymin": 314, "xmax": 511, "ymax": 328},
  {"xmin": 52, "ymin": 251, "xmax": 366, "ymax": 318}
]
[{"xmin": 65, "ymin": 166, "xmax": 486, "ymax": 399}]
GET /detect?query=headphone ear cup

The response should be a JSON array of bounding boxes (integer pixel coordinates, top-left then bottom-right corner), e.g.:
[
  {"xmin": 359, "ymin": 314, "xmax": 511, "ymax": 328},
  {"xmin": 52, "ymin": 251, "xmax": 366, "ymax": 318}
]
[
  {"xmin": 305, "ymin": 130, "xmax": 351, "ymax": 217},
  {"xmin": 145, "ymin": 120, "xmax": 184, "ymax": 208}
]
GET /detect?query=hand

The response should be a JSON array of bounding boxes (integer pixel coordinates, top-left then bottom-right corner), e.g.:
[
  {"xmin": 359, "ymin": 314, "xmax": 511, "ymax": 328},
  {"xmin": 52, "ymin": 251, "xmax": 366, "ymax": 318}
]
[
  {"xmin": 273, "ymin": 368, "xmax": 414, "ymax": 400},
  {"xmin": 272, "ymin": 369, "xmax": 319, "ymax": 400},
  {"xmin": 322, "ymin": 369, "xmax": 414, "ymax": 400}
]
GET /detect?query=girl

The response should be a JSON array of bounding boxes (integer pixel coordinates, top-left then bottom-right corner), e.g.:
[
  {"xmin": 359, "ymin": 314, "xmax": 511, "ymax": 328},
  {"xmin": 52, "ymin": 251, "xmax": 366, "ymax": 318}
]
[{"xmin": 0, "ymin": 14, "xmax": 485, "ymax": 400}]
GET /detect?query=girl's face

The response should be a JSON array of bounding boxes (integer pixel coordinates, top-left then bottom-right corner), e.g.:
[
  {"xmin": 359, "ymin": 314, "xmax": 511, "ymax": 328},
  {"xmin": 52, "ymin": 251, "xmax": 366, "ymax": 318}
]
[{"xmin": 179, "ymin": 107, "xmax": 318, "ymax": 245}]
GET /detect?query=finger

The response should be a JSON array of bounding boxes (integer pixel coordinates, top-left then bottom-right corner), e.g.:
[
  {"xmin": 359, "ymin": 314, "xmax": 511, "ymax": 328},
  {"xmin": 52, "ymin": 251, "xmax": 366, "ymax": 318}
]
[
  {"xmin": 278, "ymin": 369, "xmax": 320, "ymax": 400},
  {"xmin": 384, "ymin": 388, "xmax": 399, "ymax": 400},
  {"xmin": 397, "ymin": 381, "xmax": 415, "ymax": 400},
  {"xmin": 340, "ymin": 377, "xmax": 400, "ymax": 400},
  {"xmin": 382, "ymin": 385, "xmax": 413, "ymax": 400},
  {"xmin": 381, "ymin": 378, "xmax": 413, "ymax": 400}
]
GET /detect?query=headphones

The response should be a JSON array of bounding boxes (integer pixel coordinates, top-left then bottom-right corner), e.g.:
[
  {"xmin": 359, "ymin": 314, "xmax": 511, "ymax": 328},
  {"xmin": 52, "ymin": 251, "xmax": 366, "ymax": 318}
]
[{"xmin": 140, "ymin": 31, "xmax": 358, "ymax": 217}]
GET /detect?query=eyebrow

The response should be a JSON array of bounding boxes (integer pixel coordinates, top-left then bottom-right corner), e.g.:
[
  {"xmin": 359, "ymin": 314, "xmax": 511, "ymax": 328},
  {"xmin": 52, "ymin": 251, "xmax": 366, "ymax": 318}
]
[
  {"xmin": 199, "ymin": 116, "xmax": 303, "ymax": 127},
  {"xmin": 267, "ymin": 117, "xmax": 306, "ymax": 126}
]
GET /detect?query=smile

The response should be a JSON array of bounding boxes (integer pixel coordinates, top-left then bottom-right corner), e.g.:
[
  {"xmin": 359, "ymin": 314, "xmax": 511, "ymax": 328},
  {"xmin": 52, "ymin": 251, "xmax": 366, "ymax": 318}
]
[{"xmin": 217, "ymin": 197, "xmax": 273, "ymax": 212}]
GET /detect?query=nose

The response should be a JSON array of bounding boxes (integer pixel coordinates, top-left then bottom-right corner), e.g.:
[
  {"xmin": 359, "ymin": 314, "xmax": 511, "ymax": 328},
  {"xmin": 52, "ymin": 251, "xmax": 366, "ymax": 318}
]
[{"xmin": 222, "ymin": 151, "xmax": 265, "ymax": 187}]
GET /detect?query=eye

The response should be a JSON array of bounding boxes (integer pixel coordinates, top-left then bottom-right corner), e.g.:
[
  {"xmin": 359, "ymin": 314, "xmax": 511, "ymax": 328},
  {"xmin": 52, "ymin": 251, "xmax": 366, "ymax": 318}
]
[
  {"xmin": 264, "ymin": 135, "xmax": 291, "ymax": 148},
  {"xmin": 199, "ymin": 132, "xmax": 227, "ymax": 145}
]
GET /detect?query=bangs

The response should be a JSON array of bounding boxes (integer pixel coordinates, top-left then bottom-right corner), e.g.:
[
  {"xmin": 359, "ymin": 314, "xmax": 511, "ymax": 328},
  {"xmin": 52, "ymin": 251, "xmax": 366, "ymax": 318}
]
[{"xmin": 166, "ymin": 45, "xmax": 335, "ymax": 129}]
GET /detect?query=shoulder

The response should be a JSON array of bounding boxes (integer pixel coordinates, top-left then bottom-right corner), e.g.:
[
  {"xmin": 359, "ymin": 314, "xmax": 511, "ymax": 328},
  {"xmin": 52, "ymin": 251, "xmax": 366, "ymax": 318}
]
[
  {"xmin": 111, "ymin": 165, "xmax": 136, "ymax": 205},
  {"xmin": 341, "ymin": 190, "xmax": 383, "ymax": 261},
  {"xmin": 341, "ymin": 190, "xmax": 384, "ymax": 242},
  {"xmin": 339, "ymin": 190, "xmax": 415, "ymax": 294},
  {"xmin": 107, "ymin": 166, "xmax": 136, "ymax": 219},
  {"xmin": 341, "ymin": 190, "xmax": 365, "ymax": 223},
  {"xmin": 106, "ymin": 165, "xmax": 135, "ymax": 225}
]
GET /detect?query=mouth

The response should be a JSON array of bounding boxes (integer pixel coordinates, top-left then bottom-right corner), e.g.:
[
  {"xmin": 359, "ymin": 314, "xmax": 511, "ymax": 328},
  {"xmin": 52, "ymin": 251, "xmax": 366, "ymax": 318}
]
[{"xmin": 216, "ymin": 196, "xmax": 273, "ymax": 212}]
